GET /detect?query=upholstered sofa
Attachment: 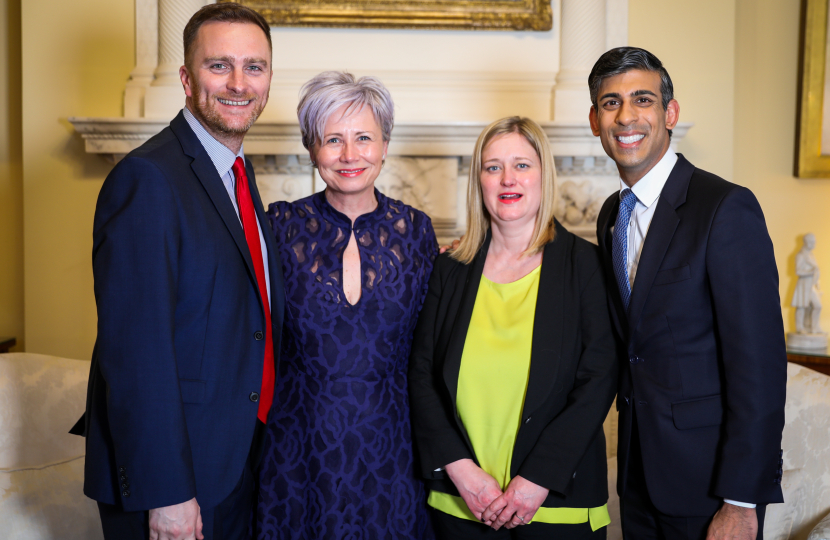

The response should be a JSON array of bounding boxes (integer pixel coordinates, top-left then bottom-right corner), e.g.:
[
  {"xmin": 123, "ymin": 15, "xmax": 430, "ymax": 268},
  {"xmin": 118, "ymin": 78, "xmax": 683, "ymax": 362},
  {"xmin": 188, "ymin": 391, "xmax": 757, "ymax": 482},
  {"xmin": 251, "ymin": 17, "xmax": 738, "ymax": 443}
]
[
  {"xmin": 604, "ymin": 362, "xmax": 830, "ymax": 540},
  {"xmin": 1, "ymin": 352, "xmax": 829, "ymax": 539},
  {"xmin": 0, "ymin": 353, "xmax": 102, "ymax": 540}
]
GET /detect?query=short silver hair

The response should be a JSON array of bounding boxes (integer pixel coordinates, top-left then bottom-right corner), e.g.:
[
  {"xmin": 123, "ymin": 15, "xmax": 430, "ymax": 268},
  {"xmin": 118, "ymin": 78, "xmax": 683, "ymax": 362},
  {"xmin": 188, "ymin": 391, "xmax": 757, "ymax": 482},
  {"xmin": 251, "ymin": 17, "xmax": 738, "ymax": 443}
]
[{"xmin": 297, "ymin": 71, "xmax": 395, "ymax": 151}]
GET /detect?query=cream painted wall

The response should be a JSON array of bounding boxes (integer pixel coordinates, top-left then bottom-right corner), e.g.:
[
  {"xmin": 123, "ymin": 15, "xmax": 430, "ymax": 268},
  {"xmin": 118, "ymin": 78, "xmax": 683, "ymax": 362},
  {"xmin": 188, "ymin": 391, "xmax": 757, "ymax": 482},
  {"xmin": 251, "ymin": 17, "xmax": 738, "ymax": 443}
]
[
  {"xmin": 14, "ymin": 0, "xmax": 830, "ymax": 357},
  {"xmin": 145, "ymin": 4, "xmax": 562, "ymax": 122},
  {"xmin": 0, "ymin": 0, "xmax": 23, "ymax": 351},
  {"xmin": 19, "ymin": 1, "xmax": 559, "ymax": 359},
  {"xmin": 259, "ymin": 6, "xmax": 562, "ymax": 124},
  {"xmin": 21, "ymin": 0, "xmax": 133, "ymax": 358},
  {"xmin": 629, "ymin": 0, "xmax": 737, "ymax": 185},
  {"xmin": 733, "ymin": 0, "xmax": 830, "ymax": 335},
  {"xmin": 630, "ymin": 0, "xmax": 830, "ymax": 334}
]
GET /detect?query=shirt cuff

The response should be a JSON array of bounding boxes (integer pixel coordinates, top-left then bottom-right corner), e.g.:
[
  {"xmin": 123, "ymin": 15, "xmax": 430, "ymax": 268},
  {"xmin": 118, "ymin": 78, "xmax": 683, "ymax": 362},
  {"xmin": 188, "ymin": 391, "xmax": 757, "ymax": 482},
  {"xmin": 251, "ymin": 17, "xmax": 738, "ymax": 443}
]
[{"xmin": 724, "ymin": 499, "xmax": 756, "ymax": 509}]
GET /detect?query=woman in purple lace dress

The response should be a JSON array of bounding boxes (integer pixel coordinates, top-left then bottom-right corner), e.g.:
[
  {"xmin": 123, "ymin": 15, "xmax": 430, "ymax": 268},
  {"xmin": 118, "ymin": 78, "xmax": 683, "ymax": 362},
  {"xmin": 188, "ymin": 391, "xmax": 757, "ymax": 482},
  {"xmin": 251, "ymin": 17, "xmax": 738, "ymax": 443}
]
[{"xmin": 255, "ymin": 72, "xmax": 437, "ymax": 539}]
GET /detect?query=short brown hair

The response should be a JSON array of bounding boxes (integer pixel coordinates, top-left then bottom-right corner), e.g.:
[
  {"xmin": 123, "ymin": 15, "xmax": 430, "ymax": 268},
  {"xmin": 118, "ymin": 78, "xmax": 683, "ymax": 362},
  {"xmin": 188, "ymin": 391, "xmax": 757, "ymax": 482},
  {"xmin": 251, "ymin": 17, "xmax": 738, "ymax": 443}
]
[{"xmin": 183, "ymin": 2, "xmax": 272, "ymax": 68}]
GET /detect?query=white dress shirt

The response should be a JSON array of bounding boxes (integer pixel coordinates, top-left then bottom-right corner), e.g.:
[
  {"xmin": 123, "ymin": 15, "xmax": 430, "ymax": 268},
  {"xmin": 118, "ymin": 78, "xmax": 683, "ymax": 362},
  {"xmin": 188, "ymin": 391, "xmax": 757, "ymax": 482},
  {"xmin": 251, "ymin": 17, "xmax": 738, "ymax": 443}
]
[
  {"xmin": 617, "ymin": 148, "xmax": 754, "ymax": 510},
  {"xmin": 619, "ymin": 148, "xmax": 677, "ymax": 289},
  {"xmin": 184, "ymin": 107, "xmax": 271, "ymax": 304}
]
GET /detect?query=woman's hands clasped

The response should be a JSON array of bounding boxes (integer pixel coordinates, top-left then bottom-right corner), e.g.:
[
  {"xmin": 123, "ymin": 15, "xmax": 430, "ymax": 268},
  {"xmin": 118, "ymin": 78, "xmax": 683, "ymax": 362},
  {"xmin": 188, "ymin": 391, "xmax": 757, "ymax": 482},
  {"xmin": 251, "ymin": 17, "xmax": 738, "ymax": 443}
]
[
  {"xmin": 481, "ymin": 475, "xmax": 549, "ymax": 530},
  {"xmin": 444, "ymin": 458, "xmax": 503, "ymax": 522},
  {"xmin": 445, "ymin": 460, "xmax": 549, "ymax": 530}
]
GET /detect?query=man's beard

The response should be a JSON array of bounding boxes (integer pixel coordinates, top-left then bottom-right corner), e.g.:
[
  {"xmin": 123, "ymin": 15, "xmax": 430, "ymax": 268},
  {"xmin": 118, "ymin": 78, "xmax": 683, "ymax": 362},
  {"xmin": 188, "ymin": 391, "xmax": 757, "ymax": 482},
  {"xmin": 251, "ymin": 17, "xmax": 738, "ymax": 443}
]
[{"xmin": 190, "ymin": 79, "xmax": 265, "ymax": 136}]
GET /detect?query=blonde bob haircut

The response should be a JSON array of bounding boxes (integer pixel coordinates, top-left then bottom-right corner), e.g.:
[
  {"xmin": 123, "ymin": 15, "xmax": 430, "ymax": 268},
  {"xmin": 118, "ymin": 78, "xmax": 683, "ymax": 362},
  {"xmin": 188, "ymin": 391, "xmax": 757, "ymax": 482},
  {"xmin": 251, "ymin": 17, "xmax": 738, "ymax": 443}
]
[{"xmin": 451, "ymin": 116, "xmax": 557, "ymax": 264}]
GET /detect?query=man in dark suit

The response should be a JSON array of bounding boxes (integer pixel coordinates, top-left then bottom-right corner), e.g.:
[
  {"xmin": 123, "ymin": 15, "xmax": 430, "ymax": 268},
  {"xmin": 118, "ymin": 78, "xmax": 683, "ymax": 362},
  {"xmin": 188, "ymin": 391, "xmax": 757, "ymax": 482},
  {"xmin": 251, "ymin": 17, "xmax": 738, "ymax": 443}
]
[
  {"xmin": 77, "ymin": 4, "xmax": 283, "ymax": 539},
  {"xmin": 590, "ymin": 47, "xmax": 787, "ymax": 540}
]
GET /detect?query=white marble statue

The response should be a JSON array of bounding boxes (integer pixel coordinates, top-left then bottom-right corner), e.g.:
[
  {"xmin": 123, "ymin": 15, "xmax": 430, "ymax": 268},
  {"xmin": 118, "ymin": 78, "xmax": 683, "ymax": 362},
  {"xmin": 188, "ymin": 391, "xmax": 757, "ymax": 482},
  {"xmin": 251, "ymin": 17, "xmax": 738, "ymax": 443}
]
[{"xmin": 788, "ymin": 233, "xmax": 827, "ymax": 349}]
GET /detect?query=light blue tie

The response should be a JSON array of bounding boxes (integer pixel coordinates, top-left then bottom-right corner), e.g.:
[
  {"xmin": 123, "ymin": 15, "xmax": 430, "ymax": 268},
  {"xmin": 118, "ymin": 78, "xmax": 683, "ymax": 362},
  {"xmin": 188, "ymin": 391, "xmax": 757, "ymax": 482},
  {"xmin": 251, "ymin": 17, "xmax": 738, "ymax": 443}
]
[{"xmin": 613, "ymin": 189, "xmax": 638, "ymax": 311}]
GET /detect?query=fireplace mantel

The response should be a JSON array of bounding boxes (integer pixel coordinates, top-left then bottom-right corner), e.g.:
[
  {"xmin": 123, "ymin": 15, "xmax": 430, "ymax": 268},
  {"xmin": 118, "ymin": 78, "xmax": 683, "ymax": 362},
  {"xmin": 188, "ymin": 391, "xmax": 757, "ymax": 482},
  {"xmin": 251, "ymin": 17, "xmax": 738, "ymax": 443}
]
[
  {"xmin": 69, "ymin": 117, "xmax": 692, "ymax": 162},
  {"xmin": 68, "ymin": 116, "xmax": 692, "ymax": 244}
]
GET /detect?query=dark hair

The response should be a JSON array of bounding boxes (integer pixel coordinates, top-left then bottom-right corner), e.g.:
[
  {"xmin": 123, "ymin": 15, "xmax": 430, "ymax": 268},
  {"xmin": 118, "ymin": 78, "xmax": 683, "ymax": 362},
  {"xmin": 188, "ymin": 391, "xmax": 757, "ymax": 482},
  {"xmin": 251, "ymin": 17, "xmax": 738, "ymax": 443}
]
[
  {"xmin": 588, "ymin": 47, "xmax": 674, "ymax": 110},
  {"xmin": 589, "ymin": 47, "xmax": 674, "ymax": 136},
  {"xmin": 183, "ymin": 2, "xmax": 272, "ymax": 68}
]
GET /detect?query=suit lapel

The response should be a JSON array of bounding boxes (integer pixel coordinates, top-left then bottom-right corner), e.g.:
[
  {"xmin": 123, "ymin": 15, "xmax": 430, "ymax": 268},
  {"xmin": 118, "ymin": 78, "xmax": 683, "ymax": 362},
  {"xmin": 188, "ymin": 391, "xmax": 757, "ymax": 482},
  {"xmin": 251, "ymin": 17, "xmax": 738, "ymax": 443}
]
[
  {"xmin": 170, "ymin": 113, "xmax": 257, "ymax": 289},
  {"xmin": 627, "ymin": 155, "xmax": 693, "ymax": 338},
  {"xmin": 522, "ymin": 226, "xmax": 566, "ymax": 417},
  {"xmin": 443, "ymin": 233, "xmax": 490, "ymax": 409}
]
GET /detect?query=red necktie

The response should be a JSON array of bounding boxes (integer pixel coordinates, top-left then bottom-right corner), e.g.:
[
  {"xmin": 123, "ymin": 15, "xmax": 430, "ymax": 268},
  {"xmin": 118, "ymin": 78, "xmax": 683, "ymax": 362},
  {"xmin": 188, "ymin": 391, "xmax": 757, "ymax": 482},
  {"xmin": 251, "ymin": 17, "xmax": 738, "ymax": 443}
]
[{"xmin": 233, "ymin": 157, "xmax": 274, "ymax": 423}]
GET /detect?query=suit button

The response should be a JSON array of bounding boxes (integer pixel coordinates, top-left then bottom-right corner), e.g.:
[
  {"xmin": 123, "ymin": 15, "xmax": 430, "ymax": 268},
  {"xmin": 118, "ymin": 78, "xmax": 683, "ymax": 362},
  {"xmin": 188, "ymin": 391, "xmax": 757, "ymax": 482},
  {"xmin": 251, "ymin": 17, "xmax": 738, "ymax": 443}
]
[
  {"xmin": 120, "ymin": 475, "xmax": 127, "ymax": 482},
  {"xmin": 118, "ymin": 467, "xmax": 126, "ymax": 474},
  {"xmin": 122, "ymin": 490, "xmax": 130, "ymax": 497},
  {"xmin": 525, "ymin": 417, "xmax": 531, "ymax": 424},
  {"xmin": 121, "ymin": 483, "xmax": 129, "ymax": 490},
  {"xmin": 249, "ymin": 392, "xmax": 259, "ymax": 402},
  {"xmin": 629, "ymin": 356, "xmax": 638, "ymax": 364},
  {"xmin": 624, "ymin": 396, "xmax": 630, "ymax": 404},
  {"xmin": 254, "ymin": 331, "xmax": 264, "ymax": 340}
]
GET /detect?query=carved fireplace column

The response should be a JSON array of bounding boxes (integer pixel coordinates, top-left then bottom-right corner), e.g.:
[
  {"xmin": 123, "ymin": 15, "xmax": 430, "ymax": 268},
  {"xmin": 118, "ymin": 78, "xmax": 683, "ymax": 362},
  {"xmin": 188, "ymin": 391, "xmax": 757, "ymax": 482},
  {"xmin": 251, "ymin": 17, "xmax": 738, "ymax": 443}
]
[
  {"xmin": 553, "ymin": 0, "xmax": 608, "ymax": 122},
  {"xmin": 124, "ymin": 0, "xmax": 159, "ymax": 118},
  {"xmin": 143, "ymin": 0, "xmax": 208, "ymax": 119}
]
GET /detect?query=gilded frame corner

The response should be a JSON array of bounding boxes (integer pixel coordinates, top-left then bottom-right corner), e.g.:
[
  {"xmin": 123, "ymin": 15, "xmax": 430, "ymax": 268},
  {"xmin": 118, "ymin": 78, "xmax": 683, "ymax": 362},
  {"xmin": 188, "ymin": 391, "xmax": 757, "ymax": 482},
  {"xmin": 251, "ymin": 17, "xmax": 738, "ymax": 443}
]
[
  {"xmin": 797, "ymin": 0, "xmax": 830, "ymax": 177},
  {"xmin": 219, "ymin": 0, "xmax": 553, "ymax": 31}
]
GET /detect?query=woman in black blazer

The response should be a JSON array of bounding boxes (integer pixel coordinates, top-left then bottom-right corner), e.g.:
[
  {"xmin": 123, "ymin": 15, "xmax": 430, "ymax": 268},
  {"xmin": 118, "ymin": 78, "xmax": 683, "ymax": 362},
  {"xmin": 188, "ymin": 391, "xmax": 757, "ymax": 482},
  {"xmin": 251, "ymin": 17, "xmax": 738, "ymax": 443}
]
[{"xmin": 409, "ymin": 117, "xmax": 618, "ymax": 539}]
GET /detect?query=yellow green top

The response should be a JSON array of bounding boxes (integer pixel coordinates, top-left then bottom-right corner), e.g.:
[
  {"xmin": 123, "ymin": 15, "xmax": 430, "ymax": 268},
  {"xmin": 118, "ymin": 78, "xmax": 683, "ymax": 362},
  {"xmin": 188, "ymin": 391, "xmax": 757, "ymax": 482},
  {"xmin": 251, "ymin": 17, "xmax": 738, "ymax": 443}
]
[{"xmin": 428, "ymin": 265, "xmax": 609, "ymax": 530}]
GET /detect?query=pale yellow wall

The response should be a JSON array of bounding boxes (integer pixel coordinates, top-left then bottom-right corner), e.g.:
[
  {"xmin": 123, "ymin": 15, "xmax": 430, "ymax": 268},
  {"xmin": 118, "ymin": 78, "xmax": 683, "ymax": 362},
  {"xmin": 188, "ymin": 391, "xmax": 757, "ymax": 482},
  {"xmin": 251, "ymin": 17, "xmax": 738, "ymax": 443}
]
[
  {"xmin": 631, "ymin": 0, "xmax": 830, "ymax": 333},
  {"xmin": 21, "ymin": 0, "xmax": 133, "ymax": 358},
  {"xmin": 629, "ymin": 0, "xmax": 737, "ymax": 192},
  {"xmin": 260, "ymin": 9, "xmax": 561, "ymax": 123},
  {"xmin": 734, "ymin": 0, "xmax": 830, "ymax": 335},
  {"xmin": 0, "ymin": 0, "xmax": 23, "ymax": 351},
  {"xmin": 13, "ymin": 0, "xmax": 830, "ymax": 358}
]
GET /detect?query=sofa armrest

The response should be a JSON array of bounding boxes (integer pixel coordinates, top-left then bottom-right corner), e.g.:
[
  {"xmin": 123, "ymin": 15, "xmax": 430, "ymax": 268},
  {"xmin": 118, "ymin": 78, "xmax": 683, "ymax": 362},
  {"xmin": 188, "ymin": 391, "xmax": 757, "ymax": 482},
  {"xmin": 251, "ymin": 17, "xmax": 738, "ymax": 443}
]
[{"xmin": 809, "ymin": 511, "xmax": 830, "ymax": 540}]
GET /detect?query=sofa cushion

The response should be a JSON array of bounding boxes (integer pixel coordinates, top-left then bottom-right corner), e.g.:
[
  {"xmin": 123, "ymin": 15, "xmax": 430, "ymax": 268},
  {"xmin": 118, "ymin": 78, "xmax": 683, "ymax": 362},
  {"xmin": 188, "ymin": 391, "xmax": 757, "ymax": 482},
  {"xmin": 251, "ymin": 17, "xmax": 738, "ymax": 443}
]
[
  {"xmin": 0, "ymin": 455, "xmax": 103, "ymax": 540},
  {"xmin": 764, "ymin": 468, "xmax": 805, "ymax": 540},
  {"xmin": 782, "ymin": 364, "xmax": 830, "ymax": 540},
  {"xmin": 0, "ymin": 353, "xmax": 89, "ymax": 469},
  {"xmin": 808, "ymin": 511, "xmax": 830, "ymax": 540}
]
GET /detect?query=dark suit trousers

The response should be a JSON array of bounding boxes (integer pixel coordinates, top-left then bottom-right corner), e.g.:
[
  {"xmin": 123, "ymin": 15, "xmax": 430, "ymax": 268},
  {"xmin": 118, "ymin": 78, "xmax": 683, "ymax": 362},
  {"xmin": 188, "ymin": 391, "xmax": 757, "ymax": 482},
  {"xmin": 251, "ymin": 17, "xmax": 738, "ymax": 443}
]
[
  {"xmin": 620, "ymin": 409, "xmax": 766, "ymax": 540},
  {"xmin": 97, "ymin": 422, "xmax": 265, "ymax": 540}
]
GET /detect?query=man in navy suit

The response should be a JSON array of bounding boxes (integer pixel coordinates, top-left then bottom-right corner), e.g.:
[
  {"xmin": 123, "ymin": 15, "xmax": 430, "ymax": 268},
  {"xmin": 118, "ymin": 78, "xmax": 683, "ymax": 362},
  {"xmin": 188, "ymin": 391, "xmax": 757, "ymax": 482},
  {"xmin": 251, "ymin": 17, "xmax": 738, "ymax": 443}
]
[
  {"xmin": 78, "ymin": 4, "xmax": 283, "ymax": 539},
  {"xmin": 591, "ymin": 47, "xmax": 787, "ymax": 540}
]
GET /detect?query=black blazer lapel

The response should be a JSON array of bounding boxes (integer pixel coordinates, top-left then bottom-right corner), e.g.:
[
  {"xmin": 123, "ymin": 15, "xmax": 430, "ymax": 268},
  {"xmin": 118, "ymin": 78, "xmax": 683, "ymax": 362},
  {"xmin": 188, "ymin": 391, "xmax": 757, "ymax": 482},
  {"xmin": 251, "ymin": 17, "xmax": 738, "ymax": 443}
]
[
  {"xmin": 522, "ymin": 227, "xmax": 566, "ymax": 417},
  {"xmin": 440, "ymin": 225, "xmax": 567, "ymax": 422},
  {"xmin": 627, "ymin": 155, "xmax": 693, "ymax": 339},
  {"xmin": 442, "ymin": 233, "xmax": 490, "ymax": 408},
  {"xmin": 170, "ymin": 113, "xmax": 258, "ymax": 290}
]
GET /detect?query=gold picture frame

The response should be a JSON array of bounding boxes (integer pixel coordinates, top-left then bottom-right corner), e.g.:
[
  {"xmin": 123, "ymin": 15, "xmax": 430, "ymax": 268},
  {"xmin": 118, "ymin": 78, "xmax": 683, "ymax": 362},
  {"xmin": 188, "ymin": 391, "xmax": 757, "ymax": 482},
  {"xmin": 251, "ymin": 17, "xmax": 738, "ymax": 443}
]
[
  {"xmin": 220, "ymin": 0, "xmax": 553, "ymax": 31},
  {"xmin": 797, "ymin": 0, "xmax": 830, "ymax": 176}
]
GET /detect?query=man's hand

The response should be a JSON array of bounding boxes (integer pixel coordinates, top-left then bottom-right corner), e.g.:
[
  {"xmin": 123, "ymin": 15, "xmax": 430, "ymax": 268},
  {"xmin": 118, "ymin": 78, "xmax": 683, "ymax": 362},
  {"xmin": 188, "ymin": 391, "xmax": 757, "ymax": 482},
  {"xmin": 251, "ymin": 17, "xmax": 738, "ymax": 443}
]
[
  {"xmin": 444, "ymin": 458, "xmax": 503, "ymax": 521},
  {"xmin": 481, "ymin": 475, "xmax": 549, "ymax": 530},
  {"xmin": 149, "ymin": 497, "xmax": 204, "ymax": 540},
  {"xmin": 438, "ymin": 237, "xmax": 463, "ymax": 254},
  {"xmin": 706, "ymin": 502, "xmax": 757, "ymax": 540}
]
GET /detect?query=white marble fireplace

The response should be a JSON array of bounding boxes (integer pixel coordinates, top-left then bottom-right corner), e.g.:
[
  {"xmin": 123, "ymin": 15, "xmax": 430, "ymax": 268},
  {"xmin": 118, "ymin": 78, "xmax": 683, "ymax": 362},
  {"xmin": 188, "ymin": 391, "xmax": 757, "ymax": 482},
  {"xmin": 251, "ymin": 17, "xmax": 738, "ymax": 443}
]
[{"xmin": 69, "ymin": 0, "xmax": 690, "ymax": 244}]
